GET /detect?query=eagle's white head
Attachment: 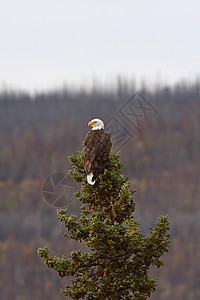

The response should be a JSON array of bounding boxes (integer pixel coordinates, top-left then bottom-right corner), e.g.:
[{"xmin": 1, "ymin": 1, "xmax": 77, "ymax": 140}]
[{"xmin": 88, "ymin": 118, "xmax": 104, "ymax": 130}]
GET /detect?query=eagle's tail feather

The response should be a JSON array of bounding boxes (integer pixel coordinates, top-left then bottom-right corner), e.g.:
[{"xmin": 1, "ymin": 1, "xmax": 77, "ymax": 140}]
[{"xmin": 87, "ymin": 173, "xmax": 96, "ymax": 185}]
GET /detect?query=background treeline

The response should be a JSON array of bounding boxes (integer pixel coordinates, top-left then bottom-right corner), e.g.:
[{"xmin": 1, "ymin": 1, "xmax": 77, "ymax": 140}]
[{"xmin": 0, "ymin": 79, "xmax": 200, "ymax": 299}]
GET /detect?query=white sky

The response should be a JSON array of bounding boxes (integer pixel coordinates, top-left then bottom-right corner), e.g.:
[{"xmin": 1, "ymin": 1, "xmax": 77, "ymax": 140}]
[{"xmin": 0, "ymin": 0, "xmax": 200, "ymax": 93}]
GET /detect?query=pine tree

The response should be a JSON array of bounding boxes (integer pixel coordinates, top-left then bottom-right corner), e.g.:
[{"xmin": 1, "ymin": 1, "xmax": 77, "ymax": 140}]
[{"xmin": 38, "ymin": 151, "xmax": 170, "ymax": 299}]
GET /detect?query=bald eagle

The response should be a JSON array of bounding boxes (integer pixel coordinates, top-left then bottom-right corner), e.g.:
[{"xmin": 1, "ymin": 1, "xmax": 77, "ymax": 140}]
[{"xmin": 84, "ymin": 118, "xmax": 112, "ymax": 185}]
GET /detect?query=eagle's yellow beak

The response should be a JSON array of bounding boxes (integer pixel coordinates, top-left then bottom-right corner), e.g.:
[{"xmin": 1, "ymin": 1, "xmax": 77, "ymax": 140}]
[{"xmin": 88, "ymin": 121, "xmax": 94, "ymax": 126}]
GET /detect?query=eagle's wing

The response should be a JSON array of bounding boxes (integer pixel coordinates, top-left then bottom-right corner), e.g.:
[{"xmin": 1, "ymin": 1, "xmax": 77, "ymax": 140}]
[
  {"xmin": 95, "ymin": 132, "xmax": 112, "ymax": 161},
  {"xmin": 84, "ymin": 131, "xmax": 112, "ymax": 177},
  {"xmin": 84, "ymin": 131, "xmax": 97, "ymax": 174}
]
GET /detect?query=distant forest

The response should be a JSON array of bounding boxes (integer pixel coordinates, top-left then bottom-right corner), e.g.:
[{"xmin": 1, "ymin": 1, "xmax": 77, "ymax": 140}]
[{"xmin": 0, "ymin": 79, "xmax": 200, "ymax": 299}]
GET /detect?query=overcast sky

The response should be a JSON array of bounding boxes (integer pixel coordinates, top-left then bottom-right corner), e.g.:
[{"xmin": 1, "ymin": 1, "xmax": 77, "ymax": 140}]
[{"xmin": 0, "ymin": 0, "xmax": 200, "ymax": 92}]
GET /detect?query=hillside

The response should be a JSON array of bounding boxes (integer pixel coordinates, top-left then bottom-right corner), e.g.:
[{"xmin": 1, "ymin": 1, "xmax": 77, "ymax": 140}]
[{"xmin": 0, "ymin": 80, "xmax": 200, "ymax": 299}]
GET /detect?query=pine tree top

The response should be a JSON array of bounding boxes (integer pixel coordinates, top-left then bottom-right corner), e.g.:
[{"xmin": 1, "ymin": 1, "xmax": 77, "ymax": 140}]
[{"xmin": 38, "ymin": 151, "xmax": 170, "ymax": 299}]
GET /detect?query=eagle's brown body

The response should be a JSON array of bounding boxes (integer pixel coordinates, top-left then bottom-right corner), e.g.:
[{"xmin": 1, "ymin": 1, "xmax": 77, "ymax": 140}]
[{"xmin": 84, "ymin": 129, "xmax": 112, "ymax": 183}]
